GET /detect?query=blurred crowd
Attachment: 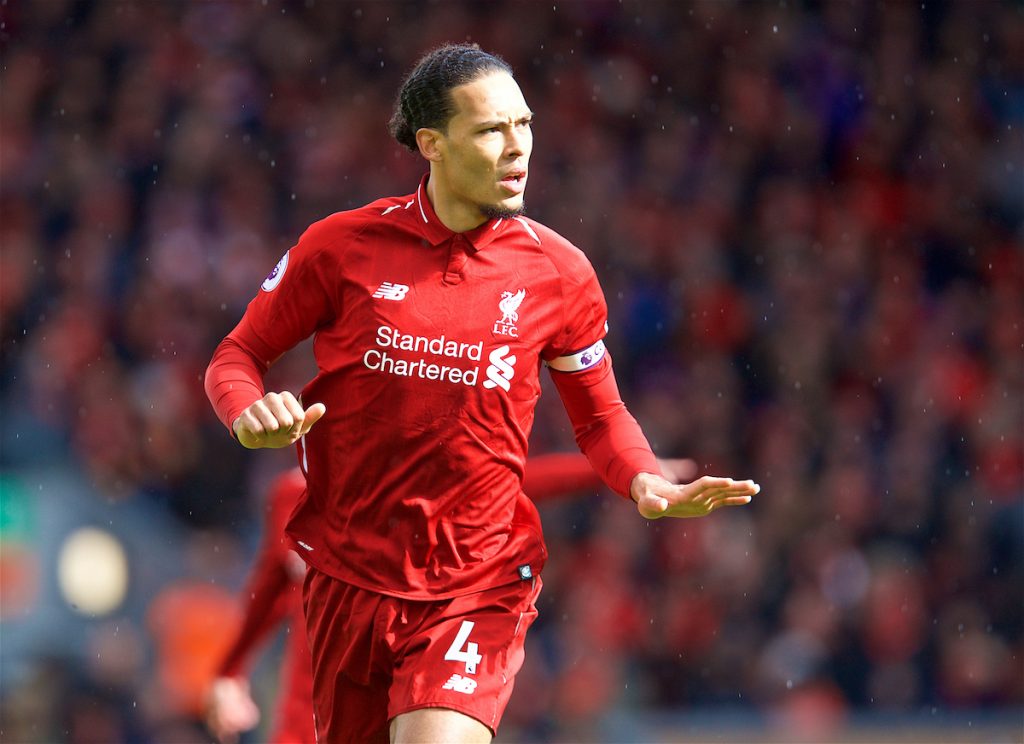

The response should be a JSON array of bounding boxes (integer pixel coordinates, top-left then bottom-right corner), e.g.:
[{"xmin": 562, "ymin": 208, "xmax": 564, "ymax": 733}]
[{"xmin": 1, "ymin": 0, "xmax": 1021, "ymax": 742}]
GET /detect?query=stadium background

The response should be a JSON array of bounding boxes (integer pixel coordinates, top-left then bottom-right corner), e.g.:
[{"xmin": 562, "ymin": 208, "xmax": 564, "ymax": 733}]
[{"xmin": 0, "ymin": 0, "xmax": 1021, "ymax": 742}]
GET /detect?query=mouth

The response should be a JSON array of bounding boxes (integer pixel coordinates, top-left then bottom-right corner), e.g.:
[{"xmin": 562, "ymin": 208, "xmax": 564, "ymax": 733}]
[{"xmin": 499, "ymin": 169, "xmax": 528, "ymax": 194}]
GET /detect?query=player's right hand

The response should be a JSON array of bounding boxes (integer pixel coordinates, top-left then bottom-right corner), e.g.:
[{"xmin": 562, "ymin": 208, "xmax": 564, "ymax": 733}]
[
  {"xmin": 206, "ymin": 676, "xmax": 260, "ymax": 743},
  {"xmin": 232, "ymin": 392, "xmax": 326, "ymax": 449}
]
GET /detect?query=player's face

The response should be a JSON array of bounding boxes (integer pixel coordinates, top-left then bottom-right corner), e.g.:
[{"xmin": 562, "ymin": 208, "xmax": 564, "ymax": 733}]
[{"xmin": 435, "ymin": 71, "xmax": 533, "ymax": 225}]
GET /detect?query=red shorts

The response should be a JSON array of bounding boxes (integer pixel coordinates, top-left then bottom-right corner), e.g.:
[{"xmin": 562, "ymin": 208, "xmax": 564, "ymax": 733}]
[{"xmin": 302, "ymin": 567, "xmax": 542, "ymax": 743}]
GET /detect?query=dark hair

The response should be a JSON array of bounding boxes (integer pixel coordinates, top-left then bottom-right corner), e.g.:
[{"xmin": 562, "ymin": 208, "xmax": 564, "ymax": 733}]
[{"xmin": 389, "ymin": 43, "xmax": 513, "ymax": 152}]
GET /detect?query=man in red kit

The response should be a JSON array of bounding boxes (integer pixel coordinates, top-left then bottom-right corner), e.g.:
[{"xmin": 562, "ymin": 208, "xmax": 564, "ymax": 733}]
[
  {"xmin": 205, "ymin": 457, "xmax": 696, "ymax": 743},
  {"xmin": 205, "ymin": 43, "xmax": 760, "ymax": 743},
  {"xmin": 206, "ymin": 467, "xmax": 312, "ymax": 744}
]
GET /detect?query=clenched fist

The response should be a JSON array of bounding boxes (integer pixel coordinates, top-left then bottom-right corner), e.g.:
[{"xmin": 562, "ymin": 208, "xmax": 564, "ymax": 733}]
[{"xmin": 232, "ymin": 392, "xmax": 326, "ymax": 449}]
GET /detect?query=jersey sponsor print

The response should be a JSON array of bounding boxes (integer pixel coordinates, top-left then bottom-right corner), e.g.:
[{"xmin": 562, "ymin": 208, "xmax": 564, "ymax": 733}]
[
  {"xmin": 362, "ymin": 325, "xmax": 485, "ymax": 386},
  {"xmin": 482, "ymin": 346, "xmax": 516, "ymax": 391},
  {"xmin": 362, "ymin": 285, "xmax": 526, "ymax": 391}
]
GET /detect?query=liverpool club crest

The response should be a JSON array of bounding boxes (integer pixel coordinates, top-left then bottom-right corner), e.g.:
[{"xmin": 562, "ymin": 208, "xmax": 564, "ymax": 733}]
[{"xmin": 493, "ymin": 289, "xmax": 525, "ymax": 337}]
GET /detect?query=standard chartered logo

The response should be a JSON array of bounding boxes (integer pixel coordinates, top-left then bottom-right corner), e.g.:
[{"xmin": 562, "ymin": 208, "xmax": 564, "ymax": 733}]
[
  {"xmin": 363, "ymin": 325, "xmax": 515, "ymax": 393},
  {"xmin": 482, "ymin": 345, "xmax": 516, "ymax": 392}
]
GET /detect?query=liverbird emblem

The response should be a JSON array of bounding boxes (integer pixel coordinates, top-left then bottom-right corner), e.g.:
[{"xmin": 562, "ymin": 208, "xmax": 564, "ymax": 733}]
[
  {"xmin": 494, "ymin": 289, "xmax": 526, "ymax": 338},
  {"xmin": 499, "ymin": 289, "xmax": 526, "ymax": 324}
]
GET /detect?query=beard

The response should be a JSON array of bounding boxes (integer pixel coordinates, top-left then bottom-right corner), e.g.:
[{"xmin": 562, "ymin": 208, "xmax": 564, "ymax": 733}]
[{"xmin": 479, "ymin": 202, "xmax": 526, "ymax": 221}]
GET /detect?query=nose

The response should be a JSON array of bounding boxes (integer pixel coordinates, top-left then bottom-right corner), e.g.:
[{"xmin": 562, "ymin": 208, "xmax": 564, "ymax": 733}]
[{"xmin": 505, "ymin": 128, "xmax": 528, "ymax": 159}]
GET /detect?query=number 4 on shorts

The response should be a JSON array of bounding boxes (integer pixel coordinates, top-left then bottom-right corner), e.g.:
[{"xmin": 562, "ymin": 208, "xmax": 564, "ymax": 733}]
[{"xmin": 444, "ymin": 620, "xmax": 483, "ymax": 675}]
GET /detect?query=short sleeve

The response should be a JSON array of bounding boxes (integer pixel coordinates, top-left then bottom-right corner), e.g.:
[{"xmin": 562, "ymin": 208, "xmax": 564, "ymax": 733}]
[
  {"xmin": 542, "ymin": 251, "xmax": 609, "ymax": 371},
  {"xmin": 235, "ymin": 218, "xmax": 342, "ymax": 365}
]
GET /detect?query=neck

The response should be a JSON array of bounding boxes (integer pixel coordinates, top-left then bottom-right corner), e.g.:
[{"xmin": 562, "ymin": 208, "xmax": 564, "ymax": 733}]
[{"xmin": 426, "ymin": 168, "xmax": 487, "ymax": 233}]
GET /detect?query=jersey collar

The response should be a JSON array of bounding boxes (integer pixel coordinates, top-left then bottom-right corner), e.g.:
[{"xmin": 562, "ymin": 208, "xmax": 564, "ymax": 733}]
[{"xmin": 414, "ymin": 174, "xmax": 510, "ymax": 251}]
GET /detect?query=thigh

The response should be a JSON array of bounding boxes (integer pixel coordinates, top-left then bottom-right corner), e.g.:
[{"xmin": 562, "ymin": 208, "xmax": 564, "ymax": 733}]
[
  {"xmin": 388, "ymin": 577, "xmax": 542, "ymax": 735},
  {"xmin": 390, "ymin": 706, "xmax": 491, "ymax": 744}
]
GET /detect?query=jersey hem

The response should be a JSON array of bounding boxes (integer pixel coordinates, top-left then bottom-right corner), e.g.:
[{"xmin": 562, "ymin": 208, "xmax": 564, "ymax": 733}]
[{"xmin": 285, "ymin": 533, "xmax": 533, "ymax": 601}]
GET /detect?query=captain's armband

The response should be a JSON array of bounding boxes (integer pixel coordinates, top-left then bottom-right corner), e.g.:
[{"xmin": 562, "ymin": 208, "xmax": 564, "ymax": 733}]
[{"xmin": 545, "ymin": 338, "xmax": 607, "ymax": 373}]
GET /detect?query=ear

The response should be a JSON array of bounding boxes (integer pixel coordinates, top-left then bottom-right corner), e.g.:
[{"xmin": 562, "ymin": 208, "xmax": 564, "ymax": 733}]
[{"xmin": 415, "ymin": 128, "xmax": 444, "ymax": 162}]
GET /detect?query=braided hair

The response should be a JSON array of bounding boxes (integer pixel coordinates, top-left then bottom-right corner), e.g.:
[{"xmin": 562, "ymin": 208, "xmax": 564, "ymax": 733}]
[{"xmin": 389, "ymin": 43, "xmax": 513, "ymax": 153}]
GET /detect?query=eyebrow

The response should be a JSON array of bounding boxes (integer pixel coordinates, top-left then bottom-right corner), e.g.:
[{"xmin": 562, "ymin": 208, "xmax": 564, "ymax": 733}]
[{"xmin": 476, "ymin": 112, "xmax": 535, "ymax": 128}]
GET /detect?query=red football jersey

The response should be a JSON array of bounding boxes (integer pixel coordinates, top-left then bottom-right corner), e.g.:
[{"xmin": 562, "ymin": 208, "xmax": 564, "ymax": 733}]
[{"xmin": 207, "ymin": 176, "xmax": 655, "ymax": 598}]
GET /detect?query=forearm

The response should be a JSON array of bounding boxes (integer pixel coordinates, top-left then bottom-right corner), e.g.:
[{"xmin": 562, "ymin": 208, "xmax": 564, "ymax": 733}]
[
  {"xmin": 205, "ymin": 335, "xmax": 269, "ymax": 433},
  {"xmin": 575, "ymin": 408, "xmax": 659, "ymax": 499},
  {"xmin": 551, "ymin": 356, "xmax": 659, "ymax": 498},
  {"xmin": 217, "ymin": 559, "xmax": 292, "ymax": 678},
  {"xmin": 218, "ymin": 468, "xmax": 308, "ymax": 677}
]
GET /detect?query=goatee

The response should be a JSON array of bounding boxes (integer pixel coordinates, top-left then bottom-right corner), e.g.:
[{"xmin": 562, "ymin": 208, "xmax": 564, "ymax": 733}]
[{"xmin": 480, "ymin": 203, "xmax": 526, "ymax": 221}]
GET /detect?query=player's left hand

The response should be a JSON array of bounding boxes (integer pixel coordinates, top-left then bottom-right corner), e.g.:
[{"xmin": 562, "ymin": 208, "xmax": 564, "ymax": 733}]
[{"xmin": 630, "ymin": 472, "xmax": 759, "ymax": 519}]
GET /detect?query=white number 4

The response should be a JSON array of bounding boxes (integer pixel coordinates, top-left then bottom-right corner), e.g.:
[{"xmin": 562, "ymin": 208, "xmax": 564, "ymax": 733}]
[{"xmin": 444, "ymin": 620, "xmax": 483, "ymax": 675}]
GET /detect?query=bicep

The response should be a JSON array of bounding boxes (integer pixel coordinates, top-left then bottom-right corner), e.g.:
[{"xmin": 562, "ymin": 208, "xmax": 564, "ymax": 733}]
[{"xmin": 240, "ymin": 249, "xmax": 337, "ymax": 362}]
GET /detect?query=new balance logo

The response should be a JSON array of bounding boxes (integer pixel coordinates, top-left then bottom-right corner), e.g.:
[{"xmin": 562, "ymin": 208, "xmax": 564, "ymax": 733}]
[
  {"xmin": 482, "ymin": 345, "xmax": 516, "ymax": 392},
  {"xmin": 441, "ymin": 674, "xmax": 478, "ymax": 695},
  {"xmin": 372, "ymin": 282, "xmax": 409, "ymax": 301}
]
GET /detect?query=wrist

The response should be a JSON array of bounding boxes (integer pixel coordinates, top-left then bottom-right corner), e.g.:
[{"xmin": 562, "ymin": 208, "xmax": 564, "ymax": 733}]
[{"xmin": 628, "ymin": 471, "xmax": 660, "ymax": 503}]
